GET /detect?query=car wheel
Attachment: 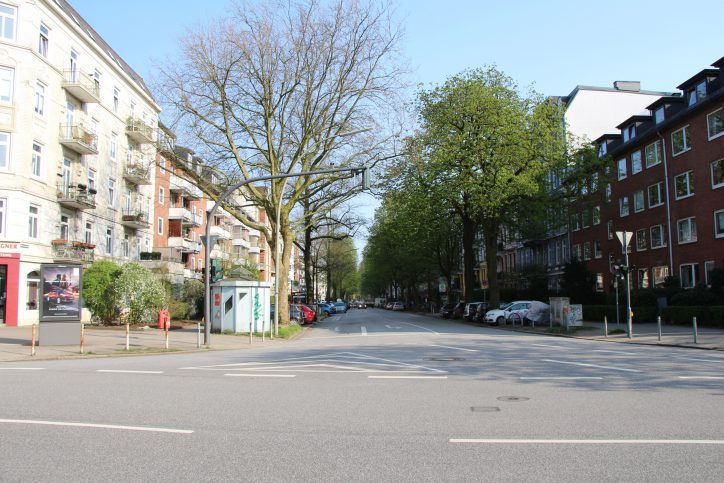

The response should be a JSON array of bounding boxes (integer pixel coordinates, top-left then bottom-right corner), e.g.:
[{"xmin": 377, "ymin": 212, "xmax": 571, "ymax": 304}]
[{"xmin": 496, "ymin": 316, "xmax": 504, "ymax": 325}]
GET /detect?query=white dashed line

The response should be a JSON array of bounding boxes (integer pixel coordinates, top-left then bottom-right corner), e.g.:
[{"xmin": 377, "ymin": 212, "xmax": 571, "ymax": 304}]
[
  {"xmin": 96, "ymin": 370, "xmax": 163, "ymax": 374},
  {"xmin": 0, "ymin": 419, "xmax": 193, "ymax": 434},
  {"xmin": 520, "ymin": 376, "xmax": 603, "ymax": 380},
  {"xmin": 0, "ymin": 367, "xmax": 45, "ymax": 371},
  {"xmin": 677, "ymin": 376, "xmax": 724, "ymax": 380},
  {"xmin": 450, "ymin": 438, "xmax": 724, "ymax": 445},
  {"xmin": 542, "ymin": 359, "xmax": 641, "ymax": 373},
  {"xmin": 225, "ymin": 374, "xmax": 296, "ymax": 378},
  {"xmin": 368, "ymin": 375, "xmax": 447, "ymax": 379}
]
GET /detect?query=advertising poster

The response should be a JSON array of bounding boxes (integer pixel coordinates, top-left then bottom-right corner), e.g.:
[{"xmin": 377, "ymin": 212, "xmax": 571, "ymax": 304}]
[{"xmin": 40, "ymin": 264, "xmax": 82, "ymax": 321}]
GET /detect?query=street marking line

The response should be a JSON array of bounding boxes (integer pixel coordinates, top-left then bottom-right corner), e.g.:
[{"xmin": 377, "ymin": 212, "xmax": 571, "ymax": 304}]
[
  {"xmin": 675, "ymin": 357, "xmax": 724, "ymax": 363},
  {"xmin": 429, "ymin": 344, "xmax": 478, "ymax": 352},
  {"xmin": 530, "ymin": 344, "xmax": 558, "ymax": 348},
  {"xmin": 0, "ymin": 367, "xmax": 45, "ymax": 371},
  {"xmin": 592, "ymin": 350, "xmax": 637, "ymax": 355},
  {"xmin": 449, "ymin": 438, "xmax": 724, "ymax": 445},
  {"xmin": 398, "ymin": 322, "xmax": 439, "ymax": 334},
  {"xmin": 225, "ymin": 374, "xmax": 296, "ymax": 378},
  {"xmin": 542, "ymin": 359, "xmax": 641, "ymax": 373},
  {"xmin": 520, "ymin": 377, "xmax": 603, "ymax": 380},
  {"xmin": 368, "ymin": 375, "xmax": 448, "ymax": 379},
  {"xmin": 0, "ymin": 419, "xmax": 193, "ymax": 434},
  {"xmin": 96, "ymin": 370, "xmax": 163, "ymax": 374},
  {"xmin": 361, "ymin": 326, "xmax": 367, "ymax": 336},
  {"xmin": 678, "ymin": 376, "xmax": 724, "ymax": 380}
]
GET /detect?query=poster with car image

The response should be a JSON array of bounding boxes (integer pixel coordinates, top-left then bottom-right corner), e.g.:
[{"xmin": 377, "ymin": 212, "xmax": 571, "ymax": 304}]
[{"xmin": 40, "ymin": 264, "xmax": 82, "ymax": 321}]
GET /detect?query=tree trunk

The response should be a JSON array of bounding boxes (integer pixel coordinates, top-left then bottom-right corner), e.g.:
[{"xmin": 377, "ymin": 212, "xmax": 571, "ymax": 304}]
[
  {"xmin": 461, "ymin": 214, "xmax": 477, "ymax": 301},
  {"xmin": 483, "ymin": 223, "xmax": 501, "ymax": 309},
  {"xmin": 303, "ymin": 226, "xmax": 313, "ymax": 303},
  {"xmin": 276, "ymin": 227, "xmax": 294, "ymax": 326}
]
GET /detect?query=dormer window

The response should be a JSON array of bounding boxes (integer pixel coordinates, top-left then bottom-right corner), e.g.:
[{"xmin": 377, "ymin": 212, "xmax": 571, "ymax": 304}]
[
  {"xmin": 654, "ymin": 107, "xmax": 665, "ymax": 124},
  {"xmin": 687, "ymin": 80, "xmax": 707, "ymax": 106},
  {"xmin": 598, "ymin": 142, "xmax": 607, "ymax": 157},
  {"xmin": 622, "ymin": 124, "xmax": 636, "ymax": 142}
]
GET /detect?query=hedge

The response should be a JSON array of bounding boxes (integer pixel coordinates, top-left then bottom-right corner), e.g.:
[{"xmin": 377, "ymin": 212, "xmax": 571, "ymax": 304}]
[
  {"xmin": 583, "ymin": 305, "xmax": 658, "ymax": 323},
  {"xmin": 661, "ymin": 306, "xmax": 724, "ymax": 328}
]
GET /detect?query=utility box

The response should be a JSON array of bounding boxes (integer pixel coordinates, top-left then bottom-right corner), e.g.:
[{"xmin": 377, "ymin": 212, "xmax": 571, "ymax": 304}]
[
  {"xmin": 549, "ymin": 297, "xmax": 570, "ymax": 327},
  {"xmin": 211, "ymin": 280, "xmax": 272, "ymax": 333}
]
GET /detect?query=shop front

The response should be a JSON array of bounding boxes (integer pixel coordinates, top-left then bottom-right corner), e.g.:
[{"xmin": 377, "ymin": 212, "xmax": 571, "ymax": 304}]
[{"xmin": 0, "ymin": 249, "xmax": 20, "ymax": 326}]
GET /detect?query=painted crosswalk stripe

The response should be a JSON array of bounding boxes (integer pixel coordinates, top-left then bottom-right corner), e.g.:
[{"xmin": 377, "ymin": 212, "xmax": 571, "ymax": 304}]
[
  {"xmin": 361, "ymin": 326, "xmax": 367, "ymax": 336},
  {"xmin": 542, "ymin": 359, "xmax": 641, "ymax": 373},
  {"xmin": 0, "ymin": 419, "xmax": 193, "ymax": 434}
]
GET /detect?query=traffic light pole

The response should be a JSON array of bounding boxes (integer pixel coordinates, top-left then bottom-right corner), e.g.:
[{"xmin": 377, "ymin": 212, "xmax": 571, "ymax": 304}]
[
  {"xmin": 623, "ymin": 231, "xmax": 633, "ymax": 339},
  {"xmin": 203, "ymin": 166, "xmax": 369, "ymax": 346}
]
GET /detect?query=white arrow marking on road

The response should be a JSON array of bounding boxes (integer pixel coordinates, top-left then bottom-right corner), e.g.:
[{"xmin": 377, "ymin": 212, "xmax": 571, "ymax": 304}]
[
  {"xmin": 0, "ymin": 419, "xmax": 193, "ymax": 434},
  {"xmin": 361, "ymin": 326, "xmax": 367, "ymax": 335},
  {"xmin": 542, "ymin": 359, "xmax": 641, "ymax": 372},
  {"xmin": 450, "ymin": 438, "xmax": 724, "ymax": 445}
]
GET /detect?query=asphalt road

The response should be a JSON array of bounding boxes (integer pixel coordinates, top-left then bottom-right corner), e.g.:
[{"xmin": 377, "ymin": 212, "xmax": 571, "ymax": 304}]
[{"xmin": 1, "ymin": 308, "xmax": 723, "ymax": 482}]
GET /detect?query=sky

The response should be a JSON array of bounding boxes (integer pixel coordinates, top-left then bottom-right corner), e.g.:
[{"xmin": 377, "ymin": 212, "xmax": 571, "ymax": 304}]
[{"xmin": 66, "ymin": 0, "xmax": 723, "ymax": 246}]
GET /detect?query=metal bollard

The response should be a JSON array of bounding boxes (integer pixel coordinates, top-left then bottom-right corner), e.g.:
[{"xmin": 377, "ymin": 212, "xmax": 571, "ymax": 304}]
[
  {"xmin": 693, "ymin": 316, "xmax": 698, "ymax": 344},
  {"xmin": 31, "ymin": 324, "xmax": 37, "ymax": 356},
  {"xmin": 604, "ymin": 316, "xmax": 608, "ymax": 338},
  {"xmin": 125, "ymin": 323, "xmax": 130, "ymax": 351},
  {"xmin": 80, "ymin": 323, "xmax": 85, "ymax": 354},
  {"xmin": 197, "ymin": 322, "xmax": 201, "ymax": 349},
  {"xmin": 262, "ymin": 318, "xmax": 265, "ymax": 342},
  {"xmin": 657, "ymin": 316, "xmax": 662, "ymax": 342}
]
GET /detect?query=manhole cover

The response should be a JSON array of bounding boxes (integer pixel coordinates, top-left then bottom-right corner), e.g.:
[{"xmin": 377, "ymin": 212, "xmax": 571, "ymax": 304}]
[
  {"xmin": 424, "ymin": 357, "xmax": 465, "ymax": 361},
  {"xmin": 471, "ymin": 406, "xmax": 500, "ymax": 412},
  {"xmin": 497, "ymin": 396, "xmax": 530, "ymax": 402}
]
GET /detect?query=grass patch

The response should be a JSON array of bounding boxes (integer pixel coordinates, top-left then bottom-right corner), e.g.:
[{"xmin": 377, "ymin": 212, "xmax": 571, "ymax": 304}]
[{"xmin": 278, "ymin": 323, "xmax": 303, "ymax": 338}]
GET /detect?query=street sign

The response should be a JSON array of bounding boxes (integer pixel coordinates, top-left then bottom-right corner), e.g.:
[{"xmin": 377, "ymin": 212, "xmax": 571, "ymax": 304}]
[{"xmin": 615, "ymin": 231, "xmax": 633, "ymax": 253}]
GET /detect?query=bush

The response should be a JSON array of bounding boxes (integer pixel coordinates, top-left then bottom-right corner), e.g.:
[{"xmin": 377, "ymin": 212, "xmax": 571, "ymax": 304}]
[
  {"xmin": 114, "ymin": 263, "xmax": 168, "ymax": 325},
  {"xmin": 583, "ymin": 305, "xmax": 657, "ymax": 323},
  {"xmin": 168, "ymin": 299, "xmax": 190, "ymax": 320},
  {"xmin": 670, "ymin": 284, "xmax": 720, "ymax": 306},
  {"xmin": 661, "ymin": 306, "xmax": 724, "ymax": 328},
  {"xmin": 82, "ymin": 260, "xmax": 121, "ymax": 324}
]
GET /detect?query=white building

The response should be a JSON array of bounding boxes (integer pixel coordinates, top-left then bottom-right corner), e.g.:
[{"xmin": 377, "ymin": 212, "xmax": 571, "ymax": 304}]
[{"xmin": 0, "ymin": 0, "xmax": 159, "ymax": 326}]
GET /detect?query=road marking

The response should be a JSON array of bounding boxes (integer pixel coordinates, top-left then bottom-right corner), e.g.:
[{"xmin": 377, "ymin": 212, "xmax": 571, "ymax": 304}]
[
  {"xmin": 0, "ymin": 419, "xmax": 193, "ymax": 434},
  {"xmin": 361, "ymin": 326, "xmax": 367, "ymax": 336},
  {"xmin": 542, "ymin": 359, "xmax": 641, "ymax": 373},
  {"xmin": 449, "ymin": 438, "xmax": 724, "ymax": 445},
  {"xmin": 429, "ymin": 344, "xmax": 478, "ymax": 352},
  {"xmin": 385, "ymin": 324, "xmax": 402, "ymax": 329},
  {"xmin": 0, "ymin": 367, "xmax": 45, "ymax": 371},
  {"xmin": 398, "ymin": 322, "xmax": 439, "ymax": 334},
  {"xmin": 225, "ymin": 374, "xmax": 296, "ymax": 378},
  {"xmin": 368, "ymin": 375, "xmax": 448, "ymax": 379},
  {"xmin": 530, "ymin": 344, "xmax": 558, "ymax": 348},
  {"xmin": 678, "ymin": 376, "xmax": 724, "ymax": 380},
  {"xmin": 675, "ymin": 357, "xmax": 724, "ymax": 363},
  {"xmin": 334, "ymin": 326, "xmax": 340, "ymax": 332},
  {"xmin": 520, "ymin": 376, "xmax": 603, "ymax": 380},
  {"xmin": 96, "ymin": 370, "xmax": 163, "ymax": 374},
  {"xmin": 592, "ymin": 350, "xmax": 636, "ymax": 355}
]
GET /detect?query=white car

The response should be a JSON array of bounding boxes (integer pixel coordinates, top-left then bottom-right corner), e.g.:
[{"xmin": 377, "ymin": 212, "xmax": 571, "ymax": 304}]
[
  {"xmin": 485, "ymin": 301, "xmax": 533, "ymax": 325},
  {"xmin": 392, "ymin": 301, "xmax": 405, "ymax": 311}
]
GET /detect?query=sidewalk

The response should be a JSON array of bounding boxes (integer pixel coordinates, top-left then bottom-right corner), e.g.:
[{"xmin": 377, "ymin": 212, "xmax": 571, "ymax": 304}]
[{"xmin": 0, "ymin": 324, "xmax": 295, "ymax": 363}]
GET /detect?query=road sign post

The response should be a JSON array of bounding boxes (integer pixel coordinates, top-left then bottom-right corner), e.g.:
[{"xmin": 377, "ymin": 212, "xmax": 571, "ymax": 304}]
[{"xmin": 615, "ymin": 231, "xmax": 633, "ymax": 339}]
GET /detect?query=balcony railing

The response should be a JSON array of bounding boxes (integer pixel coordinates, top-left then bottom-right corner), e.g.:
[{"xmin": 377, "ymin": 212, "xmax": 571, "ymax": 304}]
[
  {"xmin": 56, "ymin": 183, "xmax": 96, "ymax": 210},
  {"xmin": 51, "ymin": 240, "xmax": 95, "ymax": 264},
  {"xmin": 123, "ymin": 160, "xmax": 151, "ymax": 185},
  {"xmin": 59, "ymin": 124, "xmax": 98, "ymax": 155},
  {"xmin": 126, "ymin": 117, "xmax": 155, "ymax": 144},
  {"xmin": 168, "ymin": 237, "xmax": 195, "ymax": 253},
  {"xmin": 192, "ymin": 213, "xmax": 203, "ymax": 227},
  {"xmin": 169, "ymin": 174, "xmax": 202, "ymax": 199},
  {"xmin": 168, "ymin": 207, "xmax": 193, "ymax": 223},
  {"xmin": 121, "ymin": 209, "xmax": 151, "ymax": 229},
  {"xmin": 61, "ymin": 70, "xmax": 100, "ymax": 103},
  {"xmin": 210, "ymin": 225, "xmax": 231, "ymax": 240}
]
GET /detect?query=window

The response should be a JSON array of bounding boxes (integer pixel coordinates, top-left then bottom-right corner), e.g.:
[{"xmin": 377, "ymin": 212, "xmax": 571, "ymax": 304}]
[
  {"xmin": 591, "ymin": 172, "xmax": 599, "ymax": 192},
  {"xmin": 110, "ymin": 132, "xmax": 117, "ymax": 160},
  {"xmin": 159, "ymin": 158, "xmax": 166, "ymax": 172},
  {"xmin": 633, "ymin": 190, "xmax": 644, "ymax": 212},
  {"xmin": 617, "ymin": 158, "xmax": 627, "ymax": 180},
  {"xmin": 677, "ymin": 217, "xmax": 697, "ymax": 244},
  {"xmin": 159, "ymin": 187, "xmax": 165, "ymax": 204},
  {"xmin": 35, "ymin": 82, "xmax": 45, "ymax": 115},
  {"xmin": 674, "ymin": 171, "xmax": 694, "ymax": 199},
  {"xmin": 619, "ymin": 196, "xmax": 629, "ymax": 217},
  {"xmin": 28, "ymin": 205, "xmax": 38, "ymax": 239},
  {"xmin": 0, "ymin": 131, "xmax": 9, "ymax": 169},
  {"xmin": 708, "ymin": 108, "xmax": 723, "ymax": 140},
  {"xmin": 598, "ymin": 142, "xmax": 607, "ymax": 157},
  {"xmin": 705, "ymin": 261, "xmax": 715, "ymax": 287},
  {"xmin": 0, "ymin": 198, "xmax": 5, "ymax": 236},
  {"xmin": 105, "ymin": 227, "xmax": 113, "ymax": 255},
  {"xmin": 85, "ymin": 221, "xmax": 92, "ymax": 244},
  {"xmin": 26, "ymin": 275, "xmax": 39, "ymax": 311},
  {"xmin": 583, "ymin": 242, "xmax": 591, "ymax": 260},
  {"xmin": 108, "ymin": 179, "xmax": 115, "ymax": 207},
  {"xmin": 122, "ymin": 234, "xmax": 129, "ymax": 258},
  {"xmin": 653, "ymin": 266, "xmax": 669, "ymax": 287},
  {"xmin": 582, "ymin": 210, "xmax": 589, "ymax": 228},
  {"xmin": 648, "ymin": 182, "xmax": 663, "ymax": 208},
  {"xmin": 654, "ymin": 107, "xmax": 664, "ymax": 124},
  {"xmin": 28, "ymin": 143, "xmax": 44, "ymax": 178},
  {"xmin": 671, "ymin": 126, "xmax": 691, "ymax": 156},
  {"xmin": 0, "ymin": 3, "xmax": 15, "ymax": 40},
  {"xmin": 607, "ymin": 220, "xmax": 613, "ymax": 240},
  {"xmin": 157, "ymin": 217, "xmax": 163, "ymax": 235},
  {"xmin": 572, "ymin": 244, "xmax": 581, "ymax": 260},
  {"xmin": 594, "ymin": 240, "xmax": 602, "ymax": 259},
  {"xmin": 687, "ymin": 81, "xmax": 706, "ymax": 106},
  {"xmin": 636, "ymin": 229, "xmax": 647, "ymax": 251},
  {"xmin": 622, "ymin": 124, "xmax": 635, "ymax": 143},
  {"xmin": 113, "ymin": 87, "xmax": 119, "ymax": 114},
  {"xmin": 645, "ymin": 140, "xmax": 662, "ymax": 168},
  {"xmin": 595, "ymin": 273, "xmax": 604, "ymax": 292},
  {"xmin": 87, "ymin": 169, "xmax": 95, "ymax": 192},
  {"xmin": 0, "ymin": 66, "xmax": 13, "ymax": 102},
  {"xmin": 605, "ymin": 183, "xmax": 611, "ymax": 202},
  {"xmin": 680, "ymin": 263, "xmax": 699, "ymax": 289},
  {"xmin": 651, "ymin": 224, "xmax": 667, "ymax": 248},
  {"xmin": 631, "ymin": 151, "xmax": 642, "ymax": 175},
  {"xmin": 38, "ymin": 23, "xmax": 49, "ymax": 57},
  {"xmin": 59, "ymin": 215, "xmax": 69, "ymax": 240},
  {"xmin": 712, "ymin": 159, "xmax": 724, "ymax": 189},
  {"xmin": 714, "ymin": 210, "xmax": 724, "ymax": 238},
  {"xmin": 592, "ymin": 206, "xmax": 600, "ymax": 225},
  {"xmin": 638, "ymin": 268, "xmax": 650, "ymax": 289}
]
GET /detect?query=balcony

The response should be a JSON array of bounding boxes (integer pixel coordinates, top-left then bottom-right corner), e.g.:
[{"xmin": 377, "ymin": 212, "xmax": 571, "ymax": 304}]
[
  {"xmin": 56, "ymin": 183, "xmax": 96, "ymax": 210},
  {"xmin": 248, "ymin": 246, "xmax": 261, "ymax": 255},
  {"xmin": 126, "ymin": 117, "xmax": 155, "ymax": 144},
  {"xmin": 168, "ymin": 207, "xmax": 193, "ymax": 224},
  {"xmin": 183, "ymin": 268, "xmax": 193, "ymax": 279},
  {"xmin": 51, "ymin": 240, "xmax": 95, "ymax": 264},
  {"xmin": 123, "ymin": 160, "xmax": 151, "ymax": 185},
  {"xmin": 59, "ymin": 124, "xmax": 98, "ymax": 155},
  {"xmin": 194, "ymin": 242, "xmax": 202, "ymax": 253},
  {"xmin": 210, "ymin": 225, "xmax": 231, "ymax": 240},
  {"xmin": 121, "ymin": 209, "xmax": 151, "ymax": 229},
  {"xmin": 168, "ymin": 237, "xmax": 195, "ymax": 253},
  {"xmin": 61, "ymin": 70, "xmax": 100, "ymax": 104},
  {"xmin": 169, "ymin": 174, "xmax": 202, "ymax": 199},
  {"xmin": 232, "ymin": 237, "xmax": 250, "ymax": 248},
  {"xmin": 192, "ymin": 213, "xmax": 203, "ymax": 227}
]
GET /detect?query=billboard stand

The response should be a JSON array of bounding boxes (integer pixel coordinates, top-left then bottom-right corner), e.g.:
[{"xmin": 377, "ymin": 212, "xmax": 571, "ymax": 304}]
[{"xmin": 38, "ymin": 264, "xmax": 83, "ymax": 346}]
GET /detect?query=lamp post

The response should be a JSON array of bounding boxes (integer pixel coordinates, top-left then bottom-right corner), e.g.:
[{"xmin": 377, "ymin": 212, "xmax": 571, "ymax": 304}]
[{"xmin": 203, "ymin": 166, "xmax": 369, "ymax": 345}]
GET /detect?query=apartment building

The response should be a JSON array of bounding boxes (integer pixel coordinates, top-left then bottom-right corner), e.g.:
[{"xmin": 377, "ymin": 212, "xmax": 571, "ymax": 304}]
[
  {"xmin": 0, "ymin": 0, "xmax": 158, "ymax": 326},
  {"xmin": 570, "ymin": 57, "xmax": 724, "ymax": 292}
]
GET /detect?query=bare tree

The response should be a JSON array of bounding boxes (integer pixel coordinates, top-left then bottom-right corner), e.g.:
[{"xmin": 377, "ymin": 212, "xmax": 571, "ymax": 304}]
[{"xmin": 156, "ymin": 0, "xmax": 403, "ymax": 324}]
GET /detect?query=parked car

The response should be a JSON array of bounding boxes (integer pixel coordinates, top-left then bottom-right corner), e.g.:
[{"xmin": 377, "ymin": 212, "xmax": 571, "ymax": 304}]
[
  {"xmin": 289, "ymin": 304, "xmax": 304, "ymax": 324},
  {"xmin": 384, "ymin": 302, "xmax": 393, "ymax": 310},
  {"xmin": 464, "ymin": 302, "xmax": 484, "ymax": 321},
  {"xmin": 392, "ymin": 301, "xmax": 405, "ymax": 311},
  {"xmin": 473, "ymin": 302, "xmax": 490, "ymax": 322},
  {"xmin": 302, "ymin": 305, "xmax": 317, "ymax": 323},
  {"xmin": 334, "ymin": 301, "xmax": 348, "ymax": 314},
  {"xmin": 440, "ymin": 303, "xmax": 456, "ymax": 319},
  {"xmin": 451, "ymin": 302, "xmax": 466, "ymax": 319},
  {"xmin": 485, "ymin": 301, "xmax": 532, "ymax": 325},
  {"xmin": 317, "ymin": 303, "xmax": 334, "ymax": 316}
]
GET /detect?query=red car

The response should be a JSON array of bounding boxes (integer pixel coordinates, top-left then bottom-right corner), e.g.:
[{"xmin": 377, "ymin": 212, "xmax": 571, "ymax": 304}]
[
  {"xmin": 299, "ymin": 304, "xmax": 315, "ymax": 324},
  {"xmin": 44, "ymin": 288, "xmax": 75, "ymax": 304}
]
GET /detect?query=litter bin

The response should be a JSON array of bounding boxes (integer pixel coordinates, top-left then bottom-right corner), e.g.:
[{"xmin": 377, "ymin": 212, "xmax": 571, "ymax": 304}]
[{"xmin": 158, "ymin": 309, "xmax": 170, "ymax": 329}]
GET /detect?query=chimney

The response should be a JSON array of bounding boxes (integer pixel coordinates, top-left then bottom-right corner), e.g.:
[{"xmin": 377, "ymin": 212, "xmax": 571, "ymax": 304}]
[{"xmin": 614, "ymin": 81, "xmax": 641, "ymax": 92}]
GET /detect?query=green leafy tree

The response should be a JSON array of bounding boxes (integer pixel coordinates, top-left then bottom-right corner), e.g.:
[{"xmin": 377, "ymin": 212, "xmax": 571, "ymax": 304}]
[
  {"xmin": 114, "ymin": 263, "xmax": 168, "ymax": 325},
  {"xmin": 82, "ymin": 260, "xmax": 121, "ymax": 324}
]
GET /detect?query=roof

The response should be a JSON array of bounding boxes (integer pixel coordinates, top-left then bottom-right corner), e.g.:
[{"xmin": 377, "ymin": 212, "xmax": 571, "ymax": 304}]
[
  {"xmin": 53, "ymin": 0, "xmax": 155, "ymax": 103},
  {"xmin": 615, "ymin": 115, "xmax": 652, "ymax": 130},
  {"xmin": 645, "ymin": 95, "xmax": 684, "ymax": 111},
  {"xmin": 676, "ymin": 69, "xmax": 720, "ymax": 91}
]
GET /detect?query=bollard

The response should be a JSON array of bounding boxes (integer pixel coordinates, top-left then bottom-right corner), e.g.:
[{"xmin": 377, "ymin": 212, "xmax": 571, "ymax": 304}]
[
  {"xmin": 80, "ymin": 322, "xmax": 85, "ymax": 354},
  {"xmin": 165, "ymin": 322, "xmax": 169, "ymax": 350},
  {"xmin": 657, "ymin": 316, "xmax": 662, "ymax": 342},
  {"xmin": 31, "ymin": 324, "xmax": 36, "ymax": 356},
  {"xmin": 249, "ymin": 322, "xmax": 253, "ymax": 345},
  {"xmin": 693, "ymin": 316, "xmax": 698, "ymax": 344},
  {"xmin": 197, "ymin": 322, "xmax": 201, "ymax": 349},
  {"xmin": 262, "ymin": 318, "xmax": 265, "ymax": 342},
  {"xmin": 125, "ymin": 323, "xmax": 130, "ymax": 351},
  {"xmin": 604, "ymin": 316, "xmax": 608, "ymax": 338}
]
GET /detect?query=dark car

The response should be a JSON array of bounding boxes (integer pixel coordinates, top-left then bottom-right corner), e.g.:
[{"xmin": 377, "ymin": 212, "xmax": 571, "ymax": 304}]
[
  {"xmin": 289, "ymin": 304, "xmax": 303, "ymax": 324},
  {"xmin": 473, "ymin": 302, "xmax": 490, "ymax": 322},
  {"xmin": 451, "ymin": 302, "xmax": 466, "ymax": 319},
  {"xmin": 440, "ymin": 303, "xmax": 456, "ymax": 319}
]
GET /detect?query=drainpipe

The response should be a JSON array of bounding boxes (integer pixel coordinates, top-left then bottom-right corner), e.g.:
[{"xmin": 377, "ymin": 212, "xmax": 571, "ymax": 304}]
[{"xmin": 657, "ymin": 131, "xmax": 675, "ymax": 278}]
